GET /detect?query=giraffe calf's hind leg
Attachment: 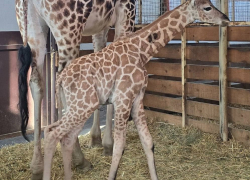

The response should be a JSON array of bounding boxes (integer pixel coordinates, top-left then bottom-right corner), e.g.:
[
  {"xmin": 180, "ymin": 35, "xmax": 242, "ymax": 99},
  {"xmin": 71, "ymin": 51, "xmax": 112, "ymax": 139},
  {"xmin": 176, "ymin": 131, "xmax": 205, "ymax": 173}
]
[
  {"xmin": 102, "ymin": 104, "xmax": 114, "ymax": 156},
  {"xmin": 89, "ymin": 109, "xmax": 102, "ymax": 147}
]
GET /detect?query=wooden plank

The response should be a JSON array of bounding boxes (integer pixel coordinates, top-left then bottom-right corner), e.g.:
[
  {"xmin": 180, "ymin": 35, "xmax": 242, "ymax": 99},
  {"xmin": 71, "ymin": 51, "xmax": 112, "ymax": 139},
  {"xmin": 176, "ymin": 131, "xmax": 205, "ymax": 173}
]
[
  {"xmin": 187, "ymin": 83, "xmax": 219, "ymax": 101},
  {"xmin": 187, "ymin": 65, "xmax": 250, "ymax": 84},
  {"xmin": 79, "ymin": 50, "xmax": 94, "ymax": 56},
  {"xmin": 147, "ymin": 79, "xmax": 181, "ymax": 95},
  {"xmin": 143, "ymin": 94, "xmax": 181, "ymax": 113},
  {"xmin": 145, "ymin": 110, "xmax": 250, "ymax": 145},
  {"xmin": 145, "ymin": 110, "xmax": 182, "ymax": 126},
  {"xmin": 146, "ymin": 62, "xmax": 250, "ymax": 84},
  {"xmin": 228, "ymin": 87, "xmax": 250, "ymax": 106},
  {"xmin": 187, "ymin": 65, "xmax": 218, "ymax": 80},
  {"xmin": 147, "ymin": 81, "xmax": 250, "ymax": 106},
  {"xmin": 153, "ymin": 44, "xmax": 181, "ymax": 59},
  {"xmin": 174, "ymin": 26, "xmax": 250, "ymax": 41},
  {"xmin": 228, "ymin": 68, "xmax": 250, "ymax": 84},
  {"xmin": 230, "ymin": 127, "xmax": 250, "ymax": 145},
  {"xmin": 146, "ymin": 62, "xmax": 181, "ymax": 77},
  {"xmin": 154, "ymin": 45, "xmax": 250, "ymax": 64},
  {"xmin": 144, "ymin": 94, "xmax": 250, "ymax": 127},
  {"xmin": 228, "ymin": 48, "xmax": 250, "ymax": 64},
  {"xmin": 145, "ymin": 110, "xmax": 219, "ymax": 134},
  {"xmin": 228, "ymin": 108, "xmax": 250, "ymax": 127},
  {"xmin": 187, "ymin": 118, "xmax": 219, "ymax": 134},
  {"xmin": 187, "ymin": 100, "xmax": 219, "ymax": 120}
]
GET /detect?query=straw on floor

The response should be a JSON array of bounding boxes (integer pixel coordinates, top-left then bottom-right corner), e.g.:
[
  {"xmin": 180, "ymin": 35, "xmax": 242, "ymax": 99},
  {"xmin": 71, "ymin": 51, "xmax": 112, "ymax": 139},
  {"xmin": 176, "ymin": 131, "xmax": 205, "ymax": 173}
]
[{"xmin": 1, "ymin": 118, "xmax": 250, "ymax": 180}]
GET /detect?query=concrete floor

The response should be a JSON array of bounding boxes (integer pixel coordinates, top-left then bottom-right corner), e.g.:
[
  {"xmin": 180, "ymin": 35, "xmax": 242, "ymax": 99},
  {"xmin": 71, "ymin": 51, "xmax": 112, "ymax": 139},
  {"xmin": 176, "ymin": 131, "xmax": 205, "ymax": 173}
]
[{"xmin": 0, "ymin": 106, "xmax": 110, "ymax": 148}]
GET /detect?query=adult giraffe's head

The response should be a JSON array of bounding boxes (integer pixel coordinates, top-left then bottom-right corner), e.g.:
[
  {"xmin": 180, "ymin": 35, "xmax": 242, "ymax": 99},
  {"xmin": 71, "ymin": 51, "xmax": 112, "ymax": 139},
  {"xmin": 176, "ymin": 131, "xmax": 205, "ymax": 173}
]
[{"xmin": 188, "ymin": 0, "xmax": 230, "ymax": 26}]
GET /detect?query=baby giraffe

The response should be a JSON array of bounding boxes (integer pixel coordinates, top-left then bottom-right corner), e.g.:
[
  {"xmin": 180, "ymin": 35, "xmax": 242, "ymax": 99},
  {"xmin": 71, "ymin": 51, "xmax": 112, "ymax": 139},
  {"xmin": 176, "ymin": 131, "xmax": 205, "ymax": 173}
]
[{"xmin": 43, "ymin": 0, "xmax": 229, "ymax": 179}]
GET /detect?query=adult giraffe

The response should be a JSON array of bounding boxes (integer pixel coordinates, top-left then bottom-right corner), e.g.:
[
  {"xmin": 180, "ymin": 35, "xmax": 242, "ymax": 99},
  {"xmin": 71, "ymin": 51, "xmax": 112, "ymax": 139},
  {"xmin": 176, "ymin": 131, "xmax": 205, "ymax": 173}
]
[{"xmin": 15, "ymin": 0, "xmax": 135, "ymax": 179}]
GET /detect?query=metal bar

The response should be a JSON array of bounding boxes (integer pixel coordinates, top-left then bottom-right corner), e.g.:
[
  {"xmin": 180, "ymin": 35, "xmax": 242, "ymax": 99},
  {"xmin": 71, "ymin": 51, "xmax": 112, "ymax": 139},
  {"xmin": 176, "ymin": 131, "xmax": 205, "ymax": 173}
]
[
  {"xmin": 50, "ymin": 32, "xmax": 58, "ymax": 123},
  {"xmin": 165, "ymin": 0, "xmax": 170, "ymax": 11},
  {"xmin": 232, "ymin": 0, "xmax": 235, "ymax": 21},
  {"xmin": 219, "ymin": 0, "xmax": 229, "ymax": 141},
  {"xmin": 46, "ymin": 31, "xmax": 51, "ymax": 126},
  {"xmin": 181, "ymin": 0, "xmax": 187, "ymax": 128},
  {"xmin": 138, "ymin": 0, "xmax": 142, "ymax": 24}
]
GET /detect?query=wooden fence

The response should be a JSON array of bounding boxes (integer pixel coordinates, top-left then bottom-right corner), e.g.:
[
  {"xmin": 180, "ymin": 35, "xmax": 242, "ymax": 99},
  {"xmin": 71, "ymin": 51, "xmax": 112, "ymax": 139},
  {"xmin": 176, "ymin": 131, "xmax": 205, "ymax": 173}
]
[{"xmin": 81, "ymin": 25, "xmax": 250, "ymax": 145}]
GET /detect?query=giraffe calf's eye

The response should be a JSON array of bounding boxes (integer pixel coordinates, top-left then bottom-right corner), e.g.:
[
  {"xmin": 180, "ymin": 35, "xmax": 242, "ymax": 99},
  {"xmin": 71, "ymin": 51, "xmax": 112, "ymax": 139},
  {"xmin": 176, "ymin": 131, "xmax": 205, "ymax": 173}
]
[{"xmin": 204, "ymin": 7, "xmax": 212, "ymax": 11}]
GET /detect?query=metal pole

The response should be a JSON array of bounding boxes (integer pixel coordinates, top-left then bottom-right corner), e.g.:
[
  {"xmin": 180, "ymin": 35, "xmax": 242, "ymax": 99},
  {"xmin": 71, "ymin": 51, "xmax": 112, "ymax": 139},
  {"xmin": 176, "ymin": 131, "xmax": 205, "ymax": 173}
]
[
  {"xmin": 46, "ymin": 30, "xmax": 51, "ymax": 125},
  {"xmin": 232, "ymin": 0, "xmax": 235, "ymax": 21},
  {"xmin": 50, "ymin": 32, "xmax": 58, "ymax": 123},
  {"xmin": 165, "ymin": 0, "xmax": 170, "ymax": 11},
  {"xmin": 139, "ymin": 0, "xmax": 142, "ymax": 24},
  {"xmin": 219, "ymin": 0, "xmax": 229, "ymax": 141},
  {"xmin": 181, "ymin": 0, "xmax": 187, "ymax": 128}
]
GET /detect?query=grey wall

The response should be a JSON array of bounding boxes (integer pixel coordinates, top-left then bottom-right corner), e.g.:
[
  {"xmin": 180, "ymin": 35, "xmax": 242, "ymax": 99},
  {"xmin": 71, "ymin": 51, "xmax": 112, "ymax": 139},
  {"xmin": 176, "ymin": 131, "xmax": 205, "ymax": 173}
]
[{"xmin": 0, "ymin": 0, "xmax": 19, "ymax": 31}]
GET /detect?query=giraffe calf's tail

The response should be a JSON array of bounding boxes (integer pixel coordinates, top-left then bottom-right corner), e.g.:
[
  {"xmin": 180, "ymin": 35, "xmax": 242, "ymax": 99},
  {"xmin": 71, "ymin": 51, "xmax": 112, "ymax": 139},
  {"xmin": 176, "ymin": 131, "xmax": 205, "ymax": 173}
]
[{"xmin": 18, "ymin": 44, "xmax": 32, "ymax": 141}]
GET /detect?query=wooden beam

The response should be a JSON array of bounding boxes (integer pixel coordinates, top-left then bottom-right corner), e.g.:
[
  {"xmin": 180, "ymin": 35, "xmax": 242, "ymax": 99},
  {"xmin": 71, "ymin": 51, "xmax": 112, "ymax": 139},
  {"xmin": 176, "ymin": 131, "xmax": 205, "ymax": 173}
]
[
  {"xmin": 143, "ymin": 94, "xmax": 182, "ymax": 113},
  {"xmin": 145, "ymin": 110, "xmax": 250, "ymax": 145},
  {"xmin": 181, "ymin": 11, "xmax": 187, "ymax": 127},
  {"xmin": 219, "ymin": 0, "xmax": 229, "ymax": 141},
  {"xmin": 80, "ymin": 26, "xmax": 250, "ymax": 44},
  {"xmin": 146, "ymin": 79, "xmax": 250, "ymax": 106},
  {"xmin": 146, "ymin": 62, "xmax": 250, "ymax": 84},
  {"xmin": 154, "ymin": 45, "xmax": 250, "ymax": 64},
  {"xmin": 147, "ymin": 79, "xmax": 181, "ymax": 95}
]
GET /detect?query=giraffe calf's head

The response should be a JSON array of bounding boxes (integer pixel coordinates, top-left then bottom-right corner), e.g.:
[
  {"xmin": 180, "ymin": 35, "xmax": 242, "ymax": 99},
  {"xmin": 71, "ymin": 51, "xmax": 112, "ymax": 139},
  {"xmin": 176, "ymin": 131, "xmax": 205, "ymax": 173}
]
[{"xmin": 189, "ymin": 0, "xmax": 230, "ymax": 26}]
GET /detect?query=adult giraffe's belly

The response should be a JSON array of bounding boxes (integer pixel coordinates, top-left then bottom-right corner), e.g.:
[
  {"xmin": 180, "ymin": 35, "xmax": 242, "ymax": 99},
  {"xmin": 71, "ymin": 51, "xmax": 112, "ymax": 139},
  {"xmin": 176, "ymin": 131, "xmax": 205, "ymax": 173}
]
[{"xmin": 82, "ymin": 8, "xmax": 116, "ymax": 36}]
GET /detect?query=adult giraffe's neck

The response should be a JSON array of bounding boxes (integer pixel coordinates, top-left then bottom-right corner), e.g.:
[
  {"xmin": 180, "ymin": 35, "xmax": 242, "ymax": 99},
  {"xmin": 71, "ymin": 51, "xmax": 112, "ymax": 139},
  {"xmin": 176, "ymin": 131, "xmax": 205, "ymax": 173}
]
[{"xmin": 129, "ymin": 1, "xmax": 193, "ymax": 65}]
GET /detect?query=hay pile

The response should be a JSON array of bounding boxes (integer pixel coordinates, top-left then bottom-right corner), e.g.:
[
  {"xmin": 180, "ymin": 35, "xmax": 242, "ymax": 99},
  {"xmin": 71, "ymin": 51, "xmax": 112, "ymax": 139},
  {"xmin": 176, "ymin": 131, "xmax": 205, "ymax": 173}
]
[{"xmin": 1, "ymin": 119, "xmax": 250, "ymax": 180}]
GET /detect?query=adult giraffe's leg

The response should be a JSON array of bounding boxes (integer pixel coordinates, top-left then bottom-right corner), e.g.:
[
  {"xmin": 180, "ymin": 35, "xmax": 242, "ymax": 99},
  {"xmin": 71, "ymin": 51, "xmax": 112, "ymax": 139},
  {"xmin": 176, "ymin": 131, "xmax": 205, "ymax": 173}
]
[
  {"xmin": 131, "ymin": 92, "xmax": 158, "ymax": 180},
  {"xmin": 16, "ymin": 1, "xmax": 49, "ymax": 179},
  {"xmin": 114, "ymin": 0, "xmax": 136, "ymax": 41},
  {"xmin": 89, "ymin": 28, "xmax": 113, "ymax": 148}
]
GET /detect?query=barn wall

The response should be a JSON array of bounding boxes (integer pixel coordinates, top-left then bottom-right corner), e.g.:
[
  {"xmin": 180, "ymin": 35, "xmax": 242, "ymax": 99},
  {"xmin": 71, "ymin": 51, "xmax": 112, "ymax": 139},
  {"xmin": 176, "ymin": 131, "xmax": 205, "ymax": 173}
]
[
  {"xmin": 0, "ymin": 32, "xmax": 35, "ymax": 138},
  {"xmin": 0, "ymin": 1, "xmax": 19, "ymax": 31}
]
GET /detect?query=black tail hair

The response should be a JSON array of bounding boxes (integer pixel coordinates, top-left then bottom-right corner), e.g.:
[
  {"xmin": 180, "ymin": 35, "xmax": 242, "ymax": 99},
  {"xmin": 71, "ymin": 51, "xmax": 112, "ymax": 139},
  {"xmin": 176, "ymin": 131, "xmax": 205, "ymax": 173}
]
[{"xmin": 18, "ymin": 44, "xmax": 32, "ymax": 141}]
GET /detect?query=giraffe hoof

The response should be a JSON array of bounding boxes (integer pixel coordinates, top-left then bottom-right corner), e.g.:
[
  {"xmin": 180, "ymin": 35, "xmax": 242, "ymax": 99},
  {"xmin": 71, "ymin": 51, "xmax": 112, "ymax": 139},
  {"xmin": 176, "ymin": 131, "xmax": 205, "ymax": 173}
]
[
  {"xmin": 31, "ymin": 172, "xmax": 43, "ymax": 180},
  {"xmin": 89, "ymin": 136, "xmax": 102, "ymax": 148},
  {"xmin": 75, "ymin": 159, "xmax": 93, "ymax": 173},
  {"xmin": 103, "ymin": 145, "xmax": 113, "ymax": 156}
]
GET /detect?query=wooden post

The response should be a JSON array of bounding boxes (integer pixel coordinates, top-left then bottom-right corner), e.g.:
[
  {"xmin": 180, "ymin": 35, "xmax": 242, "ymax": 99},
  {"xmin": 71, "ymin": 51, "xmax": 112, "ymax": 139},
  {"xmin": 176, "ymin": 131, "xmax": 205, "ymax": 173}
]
[
  {"xmin": 219, "ymin": 0, "xmax": 229, "ymax": 141},
  {"xmin": 181, "ymin": 0, "xmax": 187, "ymax": 128},
  {"xmin": 138, "ymin": 0, "xmax": 142, "ymax": 24}
]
